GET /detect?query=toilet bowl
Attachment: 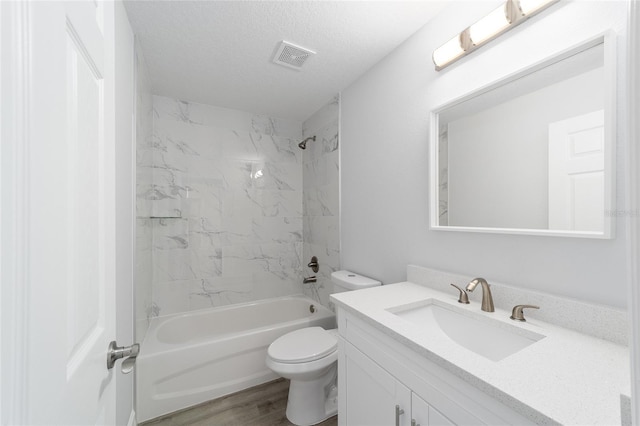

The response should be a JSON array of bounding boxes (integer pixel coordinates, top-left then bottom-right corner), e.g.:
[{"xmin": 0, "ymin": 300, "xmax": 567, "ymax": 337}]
[
  {"xmin": 266, "ymin": 327, "xmax": 339, "ymax": 425},
  {"xmin": 266, "ymin": 270, "xmax": 381, "ymax": 426}
]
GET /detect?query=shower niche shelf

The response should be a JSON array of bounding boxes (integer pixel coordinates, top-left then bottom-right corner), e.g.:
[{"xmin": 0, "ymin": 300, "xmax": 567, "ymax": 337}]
[{"xmin": 137, "ymin": 215, "xmax": 184, "ymax": 219}]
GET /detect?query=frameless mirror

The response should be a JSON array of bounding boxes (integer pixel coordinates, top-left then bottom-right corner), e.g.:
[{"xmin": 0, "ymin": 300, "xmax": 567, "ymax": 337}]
[{"xmin": 430, "ymin": 34, "xmax": 615, "ymax": 238}]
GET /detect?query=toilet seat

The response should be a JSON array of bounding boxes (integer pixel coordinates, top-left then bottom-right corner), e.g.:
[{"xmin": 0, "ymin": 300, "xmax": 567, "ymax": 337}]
[{"xmin": 268, "ymin": 327, "xmax": 337, "ymax": 363}]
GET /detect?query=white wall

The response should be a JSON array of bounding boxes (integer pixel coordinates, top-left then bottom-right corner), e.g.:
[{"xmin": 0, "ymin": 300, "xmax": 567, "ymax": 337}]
[
  {"xmin": 341, "ymin": 0, "xmax": 629, "ymax": 308},
  {"xmin": 114, "ymin": 1, "xmax": 135, "ymax": 424}
]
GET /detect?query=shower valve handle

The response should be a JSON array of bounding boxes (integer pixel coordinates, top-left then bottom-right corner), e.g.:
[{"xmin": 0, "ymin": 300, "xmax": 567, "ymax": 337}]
[{"xmin": 307, "ymin": 256, "xmax": 319, "ymax": 273}]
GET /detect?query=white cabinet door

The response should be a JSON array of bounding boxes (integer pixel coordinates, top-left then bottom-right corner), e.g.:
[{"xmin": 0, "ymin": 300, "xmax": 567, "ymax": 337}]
[
  {"xmin": 429, "ymin": 406, "xmax": 456, "ymax": 426},
  {"xmin": 412, "ymin": 393, "xmax": 431, "ymax": 426},
  {"xmin": 412, "ymin": 393, "xmax": 455, "ymax": 426},
  {"xmin": 344, "ymin": 342, "xmax": 411, "ymax": 426}
]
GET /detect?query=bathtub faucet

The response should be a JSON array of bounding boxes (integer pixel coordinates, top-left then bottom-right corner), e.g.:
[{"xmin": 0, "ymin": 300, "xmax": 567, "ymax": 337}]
[{"xmin": 303, "ymin": 276, "xmax": 317, "ymax": 284}]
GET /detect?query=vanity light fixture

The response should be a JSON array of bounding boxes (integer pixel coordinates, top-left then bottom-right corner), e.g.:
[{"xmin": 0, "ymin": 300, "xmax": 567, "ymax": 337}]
[
  {"xmin": 468, "ymin": 3, "xmax": 512, "ymax": 46},
  {"xmin": 432, "ymin": 0, "xmax": 559, "ymax": 71},
  {"xmin": 432, "ymin": 34, "xmax": 466, "ymax": 68}
]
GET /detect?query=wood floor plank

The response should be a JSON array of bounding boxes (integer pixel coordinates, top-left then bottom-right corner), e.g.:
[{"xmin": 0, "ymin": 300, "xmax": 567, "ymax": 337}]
[{"xmin": 141, "ymin": 379, "xmax": 338, "ymax": 426}]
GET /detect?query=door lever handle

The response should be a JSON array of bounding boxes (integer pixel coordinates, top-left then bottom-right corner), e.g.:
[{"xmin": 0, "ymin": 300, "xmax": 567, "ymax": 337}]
[{"xmin": 107, "ymin": 341, "xmax": 140, "ymax": 373}]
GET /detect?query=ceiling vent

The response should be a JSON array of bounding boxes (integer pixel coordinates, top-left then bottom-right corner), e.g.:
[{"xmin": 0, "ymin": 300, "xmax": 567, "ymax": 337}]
[{"xmin": 272, "ymin": 41, "xmax": 315, "ymax": 71}]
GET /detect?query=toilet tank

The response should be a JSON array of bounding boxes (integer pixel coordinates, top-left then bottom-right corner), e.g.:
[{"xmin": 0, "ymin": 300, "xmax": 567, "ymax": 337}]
[{"xmin": 331, "ymin": 270, "xmax": 381, "ymax": 293}]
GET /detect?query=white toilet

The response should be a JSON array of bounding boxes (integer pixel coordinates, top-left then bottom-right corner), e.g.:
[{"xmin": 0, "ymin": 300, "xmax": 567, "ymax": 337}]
[{"xmin": 266, "ymin": 270, "xmax": 381, "ymax": 426}]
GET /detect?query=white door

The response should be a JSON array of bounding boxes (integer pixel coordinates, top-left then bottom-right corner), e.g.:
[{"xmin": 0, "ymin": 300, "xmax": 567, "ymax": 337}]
[
  {"xmin": 2, "ymin": 1, "xmax": 118, "ymax": 424},
  {"xmin": 548, "ymin": 110, "xmax": 605, "ymax": 232}
]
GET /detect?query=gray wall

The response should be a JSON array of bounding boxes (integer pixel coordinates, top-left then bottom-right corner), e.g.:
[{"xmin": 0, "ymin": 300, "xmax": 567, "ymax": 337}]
[{"xmin": 340, "ymin": 0, "xmax": 629, "ymax": 308}]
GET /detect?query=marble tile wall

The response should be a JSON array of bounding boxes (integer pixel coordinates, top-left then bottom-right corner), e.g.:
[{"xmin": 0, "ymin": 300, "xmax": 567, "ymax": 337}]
[
  {"xmin": 143, "ymin": 95, "xmax": 305, "ymax": 316},
  {"xmin": 135, "ymin": 43, "xmax": 155, "ymax": 340},
  {"xmin": 301, "ymin": 96, "xmax": 341, "ymax": 308}
]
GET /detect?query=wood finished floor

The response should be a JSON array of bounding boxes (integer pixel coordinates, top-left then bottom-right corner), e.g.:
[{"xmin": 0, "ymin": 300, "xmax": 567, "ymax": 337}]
[{"xmin": 140, "ymin": 379, "xmax": 338, "ymax": 426}]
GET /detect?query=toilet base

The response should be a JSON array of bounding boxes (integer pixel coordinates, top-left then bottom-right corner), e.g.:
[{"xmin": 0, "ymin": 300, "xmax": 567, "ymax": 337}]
[{"xmin": 285, "ymin": 365, "xmax": 337, "ymax": 426}]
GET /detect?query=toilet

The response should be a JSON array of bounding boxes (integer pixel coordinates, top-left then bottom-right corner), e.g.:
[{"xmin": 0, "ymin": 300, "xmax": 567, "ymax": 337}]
[{"xmin": 266, "ymin": 270, "xmax": 381, "ymax": 426}]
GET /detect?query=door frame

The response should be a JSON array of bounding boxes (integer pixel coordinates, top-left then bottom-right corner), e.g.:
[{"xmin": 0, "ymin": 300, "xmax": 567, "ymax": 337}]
[
  {"xmin": 627, "ymin": 0, "xmax": 640, "ymax": 423},
  {"xmin": 113, "ymin": 1, "xmax": 137, "ymax": 424},
  {"xmin": 1, "ymin": 1, "xmax": 31, "ymax": 423}
]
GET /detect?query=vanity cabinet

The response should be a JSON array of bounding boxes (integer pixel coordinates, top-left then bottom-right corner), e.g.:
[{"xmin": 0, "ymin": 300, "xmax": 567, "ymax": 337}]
[
  {"xmin": 342, "ymin": 339, "xmax": 455, "ymax": 426},
  {"xmin": 336, "ymin": 308, "xmax": 535, "ymax": 426}
]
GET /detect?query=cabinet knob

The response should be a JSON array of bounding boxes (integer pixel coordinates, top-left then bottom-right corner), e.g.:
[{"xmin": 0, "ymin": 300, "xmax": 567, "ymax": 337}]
[{"xmin": 395, "ymin": 405, "xmax": 405, "ymax": 426}]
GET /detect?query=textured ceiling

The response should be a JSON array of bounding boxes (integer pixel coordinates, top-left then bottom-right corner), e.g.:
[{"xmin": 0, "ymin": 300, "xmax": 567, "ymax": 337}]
[{"xmin": 124, "ymin": 1, "xmax": 447, "ymax": 121}]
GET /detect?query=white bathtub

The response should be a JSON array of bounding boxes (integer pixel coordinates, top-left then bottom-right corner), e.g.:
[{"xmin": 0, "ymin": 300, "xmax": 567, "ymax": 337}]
[{"xmin": 136, "ymin": 295, "xmax": 336, "ymax": 422}]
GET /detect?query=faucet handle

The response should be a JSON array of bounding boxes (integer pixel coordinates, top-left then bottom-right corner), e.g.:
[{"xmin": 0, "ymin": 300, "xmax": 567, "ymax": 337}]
[
  {"xmin": 510, "ymin": 304, "xmax": 540, "ymax": 322},
  {"xmin": 450, "ymin": 283, "xmax": 470, "ymax": 304}
]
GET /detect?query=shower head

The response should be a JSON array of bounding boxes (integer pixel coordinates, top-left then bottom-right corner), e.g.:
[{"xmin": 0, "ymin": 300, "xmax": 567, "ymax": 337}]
[{"xmin": 298, "ymin": 136, "xmax": 316, "ymax": 150}]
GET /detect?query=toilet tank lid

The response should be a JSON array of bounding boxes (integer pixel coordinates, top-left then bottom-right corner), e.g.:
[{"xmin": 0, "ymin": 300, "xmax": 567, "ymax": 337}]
[{"xmin": 331, "ymin": 270, "xmax": 381, "ymax": 289}]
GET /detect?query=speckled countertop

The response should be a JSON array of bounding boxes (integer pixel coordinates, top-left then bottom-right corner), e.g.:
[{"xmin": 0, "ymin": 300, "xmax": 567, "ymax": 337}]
[{"xmin": 331, "ymin": 282, "xmax": 630, "ymax": 425}]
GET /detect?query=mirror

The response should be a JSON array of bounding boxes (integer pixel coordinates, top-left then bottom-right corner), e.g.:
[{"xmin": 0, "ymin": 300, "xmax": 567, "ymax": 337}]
[{"xmin": 430, "ymin": 34, "xmax": 615, "ymax": 238}]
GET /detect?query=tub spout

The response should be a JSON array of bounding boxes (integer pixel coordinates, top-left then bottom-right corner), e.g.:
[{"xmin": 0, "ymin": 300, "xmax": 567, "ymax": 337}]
[{"xmin": 303, "ymin": 276, "xmax": 317, "ymax": 284}]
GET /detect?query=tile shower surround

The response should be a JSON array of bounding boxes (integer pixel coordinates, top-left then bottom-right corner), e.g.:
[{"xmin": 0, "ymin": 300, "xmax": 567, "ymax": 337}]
[
  {"xmin": 137, "ymin": 95, "xmax": 339, "ymax": 317},
  {"xmin": 302, "ymin": 96, "xmax": 340, "ymax": 307}
]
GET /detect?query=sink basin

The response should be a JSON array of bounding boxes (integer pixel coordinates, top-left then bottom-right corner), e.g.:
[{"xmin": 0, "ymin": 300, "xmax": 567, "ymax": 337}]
[{"xmin": 388, "ymin": 300, "xmax": 545, "ymax": 361}]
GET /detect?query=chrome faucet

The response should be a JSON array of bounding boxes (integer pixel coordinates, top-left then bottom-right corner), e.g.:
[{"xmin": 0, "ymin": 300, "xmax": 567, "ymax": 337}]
[
  {"xmin": 465, "ymin": 278, "xmax": 494, "ymax": 312},
  {"xmin": 303, "ymin": 276, "xmax": 317, "ymax": 284}
]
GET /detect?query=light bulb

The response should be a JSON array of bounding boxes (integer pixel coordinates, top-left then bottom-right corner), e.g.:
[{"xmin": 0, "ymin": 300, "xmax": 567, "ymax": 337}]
[
  {"xmin": 469, "ymin": 3, "xmax": 511, "ymax": 46},
  {"xmin": 518, "ymin": 0, "xmax": 555, "ymax": 15},
  {"xmin": 433, "ymin": 34, "xmax": 464, "ymax": 69}
]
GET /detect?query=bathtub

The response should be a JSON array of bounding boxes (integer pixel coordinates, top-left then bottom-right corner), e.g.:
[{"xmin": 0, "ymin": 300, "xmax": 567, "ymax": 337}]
[{"xmin": 136, "ymin": 295, "xmax": 336, "ymax": 422}]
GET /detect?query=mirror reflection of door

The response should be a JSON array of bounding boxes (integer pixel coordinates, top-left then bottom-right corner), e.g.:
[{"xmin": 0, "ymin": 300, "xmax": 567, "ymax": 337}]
[{"xmin": 548, "ymin": 110, "xmax": 605, "ymax": 232}]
